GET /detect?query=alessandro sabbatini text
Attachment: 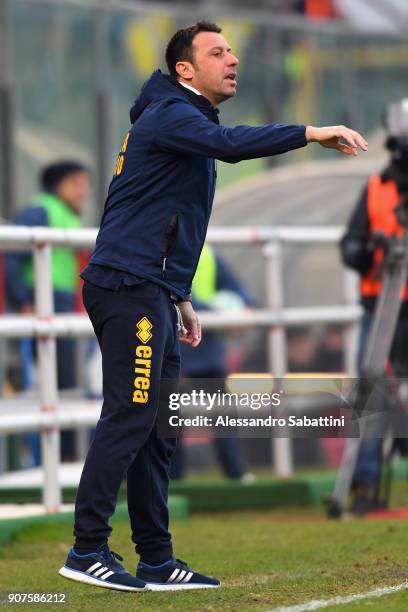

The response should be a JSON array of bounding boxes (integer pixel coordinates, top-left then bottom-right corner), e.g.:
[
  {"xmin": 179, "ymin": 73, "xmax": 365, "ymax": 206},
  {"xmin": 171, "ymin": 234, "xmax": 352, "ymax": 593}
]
[
  {"xmin": 168, "ymin": 413, "xmax": 346, "ymax": 429},
  {"xmin": 157, "ymin": 377, "xmax": 355, "ymax": 439}
]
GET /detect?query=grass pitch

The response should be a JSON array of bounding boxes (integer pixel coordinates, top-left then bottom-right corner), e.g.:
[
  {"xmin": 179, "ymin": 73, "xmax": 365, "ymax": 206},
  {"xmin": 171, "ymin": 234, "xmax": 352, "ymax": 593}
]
[{"xmin": 1, "ymin": 503, "xmax": 408, "ymax": 612}]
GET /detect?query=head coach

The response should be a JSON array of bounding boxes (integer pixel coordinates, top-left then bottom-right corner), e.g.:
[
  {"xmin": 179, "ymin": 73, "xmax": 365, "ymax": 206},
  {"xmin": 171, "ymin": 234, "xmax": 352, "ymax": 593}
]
[{"xmin": 59, "ymin": 21, "xmax": 368, "ymax": 592}]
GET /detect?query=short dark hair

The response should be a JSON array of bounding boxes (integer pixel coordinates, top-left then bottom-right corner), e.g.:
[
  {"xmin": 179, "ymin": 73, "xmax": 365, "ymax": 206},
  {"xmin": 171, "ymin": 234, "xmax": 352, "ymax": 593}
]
[
  {"xmin": 40, "ymin": 160, "xmax": 88, "ymax": 192},
  {"xmin": 165, "ymin": 21, "xmax": 222, "ymax": 77}
]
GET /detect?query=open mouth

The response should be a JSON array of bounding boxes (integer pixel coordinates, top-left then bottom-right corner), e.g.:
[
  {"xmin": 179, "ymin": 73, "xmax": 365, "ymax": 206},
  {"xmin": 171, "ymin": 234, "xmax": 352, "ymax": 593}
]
[{"xmin": 225, "ymin": 73, "xmax": 237, "ymax": 84}]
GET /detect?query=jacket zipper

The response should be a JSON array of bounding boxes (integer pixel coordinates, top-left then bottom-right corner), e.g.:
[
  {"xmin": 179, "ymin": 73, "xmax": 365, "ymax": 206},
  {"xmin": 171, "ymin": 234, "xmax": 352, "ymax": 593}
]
[{"xmin": 161, "ymin": 213, "xmax": 179, "ymax": 277}]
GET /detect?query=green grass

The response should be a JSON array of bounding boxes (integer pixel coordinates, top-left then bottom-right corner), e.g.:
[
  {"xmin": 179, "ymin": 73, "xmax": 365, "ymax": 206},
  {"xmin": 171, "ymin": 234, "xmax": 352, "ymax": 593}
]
[{"xmin": 1, "ymin": 505, "xmax": 408, "ymax": 611}]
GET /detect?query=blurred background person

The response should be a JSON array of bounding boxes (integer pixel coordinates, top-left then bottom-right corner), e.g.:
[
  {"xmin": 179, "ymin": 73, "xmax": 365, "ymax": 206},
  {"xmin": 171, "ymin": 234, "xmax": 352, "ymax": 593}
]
[
  {"xmin": 287, "ymin": 325, "xmax": 344, "ymax": 375},
  {"xmin": 286, "ymin": 326, "xmax": 318, "ymax": 373},
  {"xmin": 340, "ymin": 106, "xmax": 408, "ymax": 514},
  {"xmin": 314, "ymin": 324, "xmax": 344, "ymax": 372},
  {"xmin": 286, "ymin": 326, "xmax": 329, "ymax": 468},
  {"xmin": 170, "ymin": 243, "xmax": 256, "ymax": 482},
  {"xmin": 5, "ymin": 160, "xmax": 90, "ymax": 464}
]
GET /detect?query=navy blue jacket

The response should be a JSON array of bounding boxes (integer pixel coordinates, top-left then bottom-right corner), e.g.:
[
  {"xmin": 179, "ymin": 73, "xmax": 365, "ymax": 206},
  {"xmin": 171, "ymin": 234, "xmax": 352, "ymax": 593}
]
[{"xmin": 89, "ymin": 70, "xmax": 307, "ymax": 299}]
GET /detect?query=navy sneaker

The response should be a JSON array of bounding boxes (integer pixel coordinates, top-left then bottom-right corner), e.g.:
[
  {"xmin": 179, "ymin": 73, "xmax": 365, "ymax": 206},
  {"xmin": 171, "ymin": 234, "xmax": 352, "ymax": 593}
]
[
  {"xmin": 59, "ymin": 545, "xmax": 147, "ymax": 592},
  {"xmin": 136, "ymin": 558, "xmax": 220, "ymax": 590}
]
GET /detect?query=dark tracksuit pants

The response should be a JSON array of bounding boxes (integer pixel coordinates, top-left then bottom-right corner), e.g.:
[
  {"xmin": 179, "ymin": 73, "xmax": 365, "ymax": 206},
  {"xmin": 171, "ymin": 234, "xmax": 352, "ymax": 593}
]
[{"xmin": 74, "ymin": 280, "xmax": 180, "ymax": 563}]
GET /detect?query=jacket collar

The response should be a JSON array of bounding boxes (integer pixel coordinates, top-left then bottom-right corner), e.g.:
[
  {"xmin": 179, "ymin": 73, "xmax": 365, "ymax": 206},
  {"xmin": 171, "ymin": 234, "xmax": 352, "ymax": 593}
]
[{"xmin": 162, "ymin": 74, "xmax": 220, "ymax": 123}]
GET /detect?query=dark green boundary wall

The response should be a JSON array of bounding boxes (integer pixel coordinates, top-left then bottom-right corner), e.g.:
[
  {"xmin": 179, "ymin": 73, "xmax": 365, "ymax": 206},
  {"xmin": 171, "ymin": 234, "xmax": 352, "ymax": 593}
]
[
  {"xmin": 1, "ymin": 463, "xmax": 407, "ymax": 510},
  {"xmin": 0, "ymin": 496, "xmax": 189, "ymax": 548},
  {"xmin": 170, "ymin": 460, "xmax": 407, "ymax": 511},
  {"xmin": 1, "ymin": 462, "xmax": 407, "ymax": 548},
  {"xmin": 0, "ymin": 475, "xmax": 330, "ymax": 508}
]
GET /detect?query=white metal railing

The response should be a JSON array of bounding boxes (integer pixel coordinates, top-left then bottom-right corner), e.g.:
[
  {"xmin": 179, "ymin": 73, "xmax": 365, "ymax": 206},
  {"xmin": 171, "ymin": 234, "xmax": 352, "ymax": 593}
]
[
  {"xmin": 0, "ymin": 224, "xmax": 342, "ymax": 248},
  {"xmin": 0, "ymin": 225, "xmax": 361, "ymax": 510}
]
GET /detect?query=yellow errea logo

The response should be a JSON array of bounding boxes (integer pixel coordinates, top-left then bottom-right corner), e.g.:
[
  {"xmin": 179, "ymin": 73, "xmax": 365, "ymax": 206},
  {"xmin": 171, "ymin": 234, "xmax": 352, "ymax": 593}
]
[{"xmin": 136, "ymin": 317, "xmax": 152, "ymax": 344}]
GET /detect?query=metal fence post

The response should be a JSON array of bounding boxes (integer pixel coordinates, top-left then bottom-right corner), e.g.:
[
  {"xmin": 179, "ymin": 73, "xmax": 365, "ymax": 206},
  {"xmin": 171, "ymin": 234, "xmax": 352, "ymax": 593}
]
[
  {"xmin": 94, "ymin": 8, "xmax": 112, "ymax": 216},
  {"xmin": 33, "ymin": 243, "xmax": 61, "ymax": 511},
  {"xmin": 0, "ymin": 0, "xmax": 17, "ymax": 217},
  {"xmin": 263, "ymin": 240, "xmax": 293, "ymax": 478},
  {"xmin": 343, "ymin": 269, "xmax": 360, "ymax": 377}
]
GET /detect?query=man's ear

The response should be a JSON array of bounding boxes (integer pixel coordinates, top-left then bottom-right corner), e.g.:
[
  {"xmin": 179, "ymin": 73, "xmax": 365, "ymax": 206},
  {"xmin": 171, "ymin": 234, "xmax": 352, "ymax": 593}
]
[{"xmin": 175, "ymin": 61, "xmax": 194, "ymax": 81}]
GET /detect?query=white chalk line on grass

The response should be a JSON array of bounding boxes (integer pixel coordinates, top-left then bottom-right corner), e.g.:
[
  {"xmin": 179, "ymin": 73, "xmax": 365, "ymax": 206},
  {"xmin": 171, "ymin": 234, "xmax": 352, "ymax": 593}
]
[{"xmin": 270, "ymin": 580, "xmax": 408, "ymax": 612}]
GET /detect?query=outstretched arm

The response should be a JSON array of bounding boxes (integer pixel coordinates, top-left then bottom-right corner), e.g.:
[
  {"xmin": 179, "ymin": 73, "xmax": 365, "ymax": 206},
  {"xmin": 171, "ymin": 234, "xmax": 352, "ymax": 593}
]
[{"xmin": 156, "ymin": 100, "xmax": 368, "ymax": 162}]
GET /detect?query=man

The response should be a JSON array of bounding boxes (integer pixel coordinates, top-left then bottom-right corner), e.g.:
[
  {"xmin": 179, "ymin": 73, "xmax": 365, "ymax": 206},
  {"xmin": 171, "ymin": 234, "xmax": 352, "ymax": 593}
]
[
  {"xmin": 59, "ymin": 21, "xmax": 367, "ymax": 592},
  {"xmin": 5, "ymin": 161, "xmax": 90, "ymax": 462},
  {"xmin": 340, "ymin": 119, "xmax": 408, "ymax": 514},
  {"xmin": 170, "ymin": 243, "xmax": 256, "ymax": 482}
]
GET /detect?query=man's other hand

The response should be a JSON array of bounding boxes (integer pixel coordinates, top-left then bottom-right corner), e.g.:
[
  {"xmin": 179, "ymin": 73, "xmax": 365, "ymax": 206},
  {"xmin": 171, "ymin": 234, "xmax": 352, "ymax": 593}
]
[
  {"xmin": 178, "ymin": 301, "xmax": 202, "ymax": 347},
  {"xmin": 306, "ymin": 125, "xmax": 368, "ymax": 156},
  {"xmin": 19, "ymin": 304, "xmax": 35, "ymax": 315}
]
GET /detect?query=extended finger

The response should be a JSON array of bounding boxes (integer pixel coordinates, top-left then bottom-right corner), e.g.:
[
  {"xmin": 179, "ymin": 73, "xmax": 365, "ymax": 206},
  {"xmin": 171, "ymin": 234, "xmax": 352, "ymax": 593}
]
[
  {"xmin": 337, "ymin": 141, "xmax": 357, "ymax": 156},
  {"xmin": 189, "ymin": 317, "xmax": 200, "ymax": 341},
  {"xmin": 191, "ymin": 334, "xmax": 201, "ymax": 348},
  {"xmin": 191, "ymin": 319, "xmax": 201, "ymax": 347},
  {"xmin": 195, "ymin": 319, "xmax": 202, "ymax": 342},
  {"xmin": 180, "ymin": 332, "xmax": 193, "ymax": 344},
  {"xmin": 351, "ymin": 129, "xmax": 368, "ymax": 151},
  {"xmin": 338, "ymin": 127, "xmax": 358, "ymax": 150},
  {"xmin": 341, "ymin": 127, "xmax": 368, "ymax": 152}
]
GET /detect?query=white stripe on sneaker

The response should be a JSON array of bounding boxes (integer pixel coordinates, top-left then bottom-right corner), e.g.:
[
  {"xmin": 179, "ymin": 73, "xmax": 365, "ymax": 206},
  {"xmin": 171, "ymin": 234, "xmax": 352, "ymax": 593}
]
[
  {"xmin": 86, "ymin": 562, "xmax": 102, "ymax": 574},
  {"xmin": 100, "ymin": 570, "xmax": 114, "ymax": 580},
  {"xmin": 183, "ymin": 571, "xmax": 193, "ymax": 583},
  {"xmin": 167, "ymin": 569, "xmax": 180, "ymax": 583},
  {"xmin": 59, "ymin": 566, "xmax": 147, "ymax": 592},
  {"xmin": 173, "ymin": 570, "xmax": 187, "ymax": 583},
  {"xmin": 93, "ymin": 566, "xmax": 109, "ymax": 577}
]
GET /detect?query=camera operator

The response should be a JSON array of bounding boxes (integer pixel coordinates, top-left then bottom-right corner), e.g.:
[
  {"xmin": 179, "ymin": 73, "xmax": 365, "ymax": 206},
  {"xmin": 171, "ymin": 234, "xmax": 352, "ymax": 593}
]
[{"xmin": 340, "ymin": 99, "xmax": 408, "ymax": 515}]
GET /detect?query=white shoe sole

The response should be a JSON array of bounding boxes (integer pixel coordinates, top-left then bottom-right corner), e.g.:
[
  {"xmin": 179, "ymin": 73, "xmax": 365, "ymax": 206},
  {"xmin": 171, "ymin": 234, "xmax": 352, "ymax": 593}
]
[
  {"xmin": 59, "ymin": 566, "xmax": 147, "ymax": 592},
  {"xmin": 146, "ymin": 582, "xmax": 220, "ymax": 591}
]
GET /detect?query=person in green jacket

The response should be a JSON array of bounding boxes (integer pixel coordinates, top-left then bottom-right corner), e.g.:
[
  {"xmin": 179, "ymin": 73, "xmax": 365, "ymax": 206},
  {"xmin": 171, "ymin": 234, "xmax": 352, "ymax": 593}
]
[{"xmin": 5, "ymin": 160, "xmax": 90, "ymax": 462}]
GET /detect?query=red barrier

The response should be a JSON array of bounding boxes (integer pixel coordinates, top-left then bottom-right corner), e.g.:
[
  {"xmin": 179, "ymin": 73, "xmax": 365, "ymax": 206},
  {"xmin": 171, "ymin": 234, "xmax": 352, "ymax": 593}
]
[{"xmin": 75, "ymin": 250, "xmax": 89, "ymax": 313}]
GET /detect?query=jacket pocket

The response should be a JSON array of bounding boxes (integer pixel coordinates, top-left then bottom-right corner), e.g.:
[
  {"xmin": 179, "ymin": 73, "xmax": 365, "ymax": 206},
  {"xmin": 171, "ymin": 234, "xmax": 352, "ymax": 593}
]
[
  {"xmin": 122, "ymin": 281, "xmax": 161, "ymax": 299},
  {"xmin": 161, "ymin": 212, "xmax": 180, "ymax": 277}
]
